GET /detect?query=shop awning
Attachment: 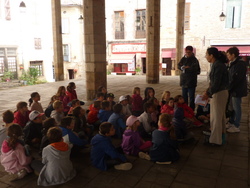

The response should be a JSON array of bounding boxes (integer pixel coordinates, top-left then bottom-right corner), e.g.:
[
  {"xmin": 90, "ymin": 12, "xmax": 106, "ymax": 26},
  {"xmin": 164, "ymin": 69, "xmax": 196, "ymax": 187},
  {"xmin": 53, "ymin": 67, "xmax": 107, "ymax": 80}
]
[
  {"xmin": 212, "ymin": 46, "xmax": 250, "ymax": 56},
  {"xmin": 109, "ymin": 54, "xmax": 135, "ymax": 64},
  {"xmin": 161, "ymin": 48, "xmax": 176, "ymax": 58}
]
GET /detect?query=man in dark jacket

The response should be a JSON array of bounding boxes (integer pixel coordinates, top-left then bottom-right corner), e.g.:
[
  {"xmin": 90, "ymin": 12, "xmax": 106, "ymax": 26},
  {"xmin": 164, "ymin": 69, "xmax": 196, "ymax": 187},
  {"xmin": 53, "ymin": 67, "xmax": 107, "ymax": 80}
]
[
  {"xmin": 226, "ymin": 47, "xmax": 247, "ymax": 133},
  {"xmin": 178, "ymin": 46, "xmax": 200, "ymax": 110}
]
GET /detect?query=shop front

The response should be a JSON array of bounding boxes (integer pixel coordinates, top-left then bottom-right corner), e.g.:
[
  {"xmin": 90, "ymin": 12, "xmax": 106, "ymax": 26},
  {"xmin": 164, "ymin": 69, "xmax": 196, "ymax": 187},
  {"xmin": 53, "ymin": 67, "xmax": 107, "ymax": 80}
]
[{"xmin": 108, "ymin": 43, "xmax": 146, "ymax": 75}]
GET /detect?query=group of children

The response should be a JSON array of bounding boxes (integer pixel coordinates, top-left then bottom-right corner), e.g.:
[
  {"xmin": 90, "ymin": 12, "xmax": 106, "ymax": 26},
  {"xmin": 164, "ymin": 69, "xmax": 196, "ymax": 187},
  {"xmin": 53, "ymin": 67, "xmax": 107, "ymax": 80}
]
[{"xmin": 0, "ymin": 83, "xmax": 211, "ymax": 186}]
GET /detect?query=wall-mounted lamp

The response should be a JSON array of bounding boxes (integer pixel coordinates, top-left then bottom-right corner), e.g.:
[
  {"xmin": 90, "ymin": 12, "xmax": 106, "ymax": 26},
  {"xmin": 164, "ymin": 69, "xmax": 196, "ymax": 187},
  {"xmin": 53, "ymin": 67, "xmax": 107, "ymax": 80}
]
[
  {"xmin": 19, "ymin": 1, "xmax": 26, "ymax": 13},
  {"xmin": 219, "ymin": 12, "xmax": 226, "ymax": 21},
  {"xmin": 219, "ymin": 0, "xmax": 226, "ymax": 21},
  {"xmin": 78, "ymin": 15, "xmax": 83, "ymax": 24}
]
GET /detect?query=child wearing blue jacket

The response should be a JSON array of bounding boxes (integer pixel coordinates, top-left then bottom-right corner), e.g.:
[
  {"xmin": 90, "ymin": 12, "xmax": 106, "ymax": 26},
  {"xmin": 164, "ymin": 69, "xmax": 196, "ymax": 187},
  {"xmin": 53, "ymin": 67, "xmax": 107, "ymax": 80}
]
[
  {"xmin": 60, "ymin": 117, "xmax": 88, "ymax": 156},
  {"xmin": 139, "ymin": 114, "xmax": 179, "ymax": 164},
  {"xmin": 108, "ymin": 104, "xmax": 126, "ymax": 138},
  {"xmin": 98, "ymin": 101, "xmax": 113, "ymax": 123},
  {"xmin": 91, "ymin": 122, "xmax": 132, "ymax": 171}
]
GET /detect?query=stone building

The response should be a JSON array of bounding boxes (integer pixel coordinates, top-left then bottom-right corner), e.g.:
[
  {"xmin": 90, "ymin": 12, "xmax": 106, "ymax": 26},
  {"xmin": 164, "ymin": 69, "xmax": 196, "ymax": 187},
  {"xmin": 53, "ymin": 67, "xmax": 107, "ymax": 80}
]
[{"xmin": 105, "ymin": 0, "xmax": 250, "ymax": 75}]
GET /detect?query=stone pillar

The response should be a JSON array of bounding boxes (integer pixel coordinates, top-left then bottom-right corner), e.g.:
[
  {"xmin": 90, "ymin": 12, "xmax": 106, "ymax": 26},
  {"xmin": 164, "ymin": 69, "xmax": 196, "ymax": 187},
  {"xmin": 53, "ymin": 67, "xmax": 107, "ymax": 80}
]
[
  {"xmin": 84, "ymin": 0, "xmax": 106, "ymax": 100},
  {"xmin": 51, "ymin": 0, "xmax": 64, "ymax": 81},
  {"xmin": 175, "ymin": 0, "xmax": 185, "ymax": 74},
  {"xmin": 146, "ymin": 0, "xmax": 160, "ymax": 84}
]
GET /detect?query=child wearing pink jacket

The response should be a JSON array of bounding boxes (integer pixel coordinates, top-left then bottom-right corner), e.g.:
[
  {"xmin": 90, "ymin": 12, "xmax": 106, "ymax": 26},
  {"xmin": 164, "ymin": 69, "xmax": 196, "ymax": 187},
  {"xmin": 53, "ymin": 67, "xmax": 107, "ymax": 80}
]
[{"xmin": 0, "ymin": 124, "xmax": 32, "ymax": 181}]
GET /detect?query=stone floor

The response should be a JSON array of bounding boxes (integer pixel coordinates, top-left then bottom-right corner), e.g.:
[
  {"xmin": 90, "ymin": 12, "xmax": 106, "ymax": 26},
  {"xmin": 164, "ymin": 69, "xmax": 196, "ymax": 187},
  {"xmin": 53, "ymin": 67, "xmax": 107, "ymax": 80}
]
[{"xmin": 0, "ymin": 75, "xmax": 249, "ymax": 188}]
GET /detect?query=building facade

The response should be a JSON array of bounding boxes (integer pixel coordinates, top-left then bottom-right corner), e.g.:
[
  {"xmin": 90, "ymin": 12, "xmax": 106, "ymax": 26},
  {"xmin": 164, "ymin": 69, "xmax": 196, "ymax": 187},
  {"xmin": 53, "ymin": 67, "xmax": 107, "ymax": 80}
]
[{"xmin": 105, "ymin": 0, "xmax": 250, "ymax": 75}]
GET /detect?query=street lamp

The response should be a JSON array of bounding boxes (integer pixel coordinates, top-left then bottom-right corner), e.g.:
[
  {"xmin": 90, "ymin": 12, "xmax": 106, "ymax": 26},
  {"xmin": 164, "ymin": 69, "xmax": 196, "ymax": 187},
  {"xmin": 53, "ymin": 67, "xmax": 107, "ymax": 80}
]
[
  {"xmin": 219, "ymin": 12, "xmax": 226, "ymax": 21},
  {"xmin": 78, "ymin": 15, "xmax": 83, "ymax": 24},
  {"xmin": 219, "ymin": 0, "xmax": 226, "ymax": 21},
  {"xmin": 19, "ymin": 1, "xmax": 26, "ymax": 13}
]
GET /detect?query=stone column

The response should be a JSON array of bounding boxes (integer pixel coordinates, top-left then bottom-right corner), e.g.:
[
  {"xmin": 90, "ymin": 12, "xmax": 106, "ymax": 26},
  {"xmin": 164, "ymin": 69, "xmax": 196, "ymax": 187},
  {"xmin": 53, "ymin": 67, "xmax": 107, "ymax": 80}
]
[
  {"xmin": 174, "ymin": 0, "xmax": 185, "ymax": 74},
  {"xmin": 84, "ymin": 0, "xmax": 106, "ymax": 100},
  {"xmin": 51, "ymin": 0, "xmax": 64, "ymax": 81},
  {"xmin": 146, "ymin": 0, "xmax": 160, "ymax": 84}
]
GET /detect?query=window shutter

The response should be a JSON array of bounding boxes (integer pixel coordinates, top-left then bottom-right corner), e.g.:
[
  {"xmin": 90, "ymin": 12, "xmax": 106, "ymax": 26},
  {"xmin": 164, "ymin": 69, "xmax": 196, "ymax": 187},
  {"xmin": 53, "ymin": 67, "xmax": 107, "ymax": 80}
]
[{"xmin": 5, "ymin": 0, "xmax": 11, "ymax": 20}]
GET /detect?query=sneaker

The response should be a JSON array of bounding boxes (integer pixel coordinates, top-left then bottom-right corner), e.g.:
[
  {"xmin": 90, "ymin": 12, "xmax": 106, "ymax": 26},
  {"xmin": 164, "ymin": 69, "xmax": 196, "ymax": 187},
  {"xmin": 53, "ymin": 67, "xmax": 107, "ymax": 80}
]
[
  {"xmin": 227, "ymin": 126, "xmax": 240, "ymax": 133},
  {"xmin": 225, "ymin": 122, "xmax": 234, "ymax": 129},
  {"xmin": 8, "ymin": 169, "xmax": 27, "ymax": 182},
  {"xmin": 156, "ymin": 161, "xmax": 172, "ymax": 165},
  {"xmin": 17, "ymin": 169, "xmax": 27, "ymax": 179},
  {"xmin": 139, "ymin": 152, "xmax": 151, "ymax": 160},
  {"xmin": 114, "ymin": 163, "xmax": 132, "ymax": 171},
  {"xmin": 203, "ymin": 130, "xmax": 211, "ymax": 136}
]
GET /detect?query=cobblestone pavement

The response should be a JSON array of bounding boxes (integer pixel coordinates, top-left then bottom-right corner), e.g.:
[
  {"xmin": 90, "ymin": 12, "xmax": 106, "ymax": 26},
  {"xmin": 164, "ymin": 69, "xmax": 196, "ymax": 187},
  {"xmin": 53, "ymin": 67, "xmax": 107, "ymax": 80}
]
[{"xmin": 0, "ymin": 75, "xmax": 249, "ymax": 188}]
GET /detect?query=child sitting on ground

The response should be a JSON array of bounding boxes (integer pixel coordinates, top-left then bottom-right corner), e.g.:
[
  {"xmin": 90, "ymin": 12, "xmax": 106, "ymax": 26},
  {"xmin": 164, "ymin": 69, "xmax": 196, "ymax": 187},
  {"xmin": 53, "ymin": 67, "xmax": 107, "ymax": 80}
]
[
  {"xmin": 160, "ymin": 90, "xmax": 171, "ymax": 106},
  {"xmin": 195, "ymin": 90, "xmax": 210, "ymax": 123},
  {"xmin": 67, "ymin": 99, "xmax": 80, "ymax": 116},
  {"xmin": 161, "ymin": 97, "xmax": 175, "ymax": 116},
  {"xmin": 97, "ymin": 86, "xmax": 108, "ymax": 100},
  {"xmin": 56, "ymin": 86, "xmax": 70, "ymax": 114},
  {"xmin": 60, "ymin": 117, "xmax": 88, "ymax": 156},
  {"xmin": 87, "ymin": 101, "xmax": 101, "ymax": 127},
  {"xmin": 119, "ymin": 95, "xmax": 132, "ymax": 119},
  {"xmin": 106, "ymin": 93, "xmax": 116, "ymax": 111},
  {"xmin": 121, "ymin": 115, "xmax": 152, "ymax": 156},
  {"xmin": 107, "ymin": 103, "xmax": 126, "ymax": 138},
  {"xmin": 72, "ymin": 106, "xmax": 93, "ymax": 140},
  {"xmin": 13, "ymin": 102, "xmax": 30, "ymax": 128},
  {"xmin": 39, "ymin": 118, "xmax": 57, "ymax": 155},
  {"xmin": 23, "ymin": 110, "xmax": 44, "ymax": 148},
  {"xmin": 66, "ymin": 82, "xmax": 85, "ymax": 106},
  {"xmin": 98, "ymin": 101, "xmax": 113, "ymax": 123},
  {"xmin": 50, "ymin": 100, "xmax": 65, "ymax": 125},
  {"xmin": 0, "ymin": 124, "xmax": 32, "ymax": 181},
  {"xmin": 131, "ymin": 87, "xmax": 143, "ymax": 116},
  {"xmin": 138, "ymin": 102, "xmax": 157, "ymax": 139},
  {"xmin": 139, "ymin": 114, "xmax": 179, "ymax": 164},
  {"xmin": 29, "ymin": 92, "xmax": 44, "ymax": 113},
  {"xmin": 37, "ymin": 127, "xmax": 76, "ymax": 186},
  {"xmin": 45, "ymin": 95, "xmax": 59, "ymax": 118},
  {"xmin": 0, "ymin": 110, "xmax": 14, "ymax": 149},
  {"xmin": 143, "ymin": 87, "xmax": 155, "ymax": 104},
  {"xmin": 174, "ymin": 95, "xmax": 203, "ymax": 127},
  {"xmin": 91, "ymin": 122, "xmax": 132, "ymax": 171}
]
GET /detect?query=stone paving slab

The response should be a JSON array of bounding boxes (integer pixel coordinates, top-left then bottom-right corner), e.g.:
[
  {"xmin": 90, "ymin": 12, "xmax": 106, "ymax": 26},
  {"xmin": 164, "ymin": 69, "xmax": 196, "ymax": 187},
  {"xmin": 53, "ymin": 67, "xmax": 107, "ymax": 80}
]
[{"xmin": 0, "ymin": 75, "xmax": 249, "ymax": 188}]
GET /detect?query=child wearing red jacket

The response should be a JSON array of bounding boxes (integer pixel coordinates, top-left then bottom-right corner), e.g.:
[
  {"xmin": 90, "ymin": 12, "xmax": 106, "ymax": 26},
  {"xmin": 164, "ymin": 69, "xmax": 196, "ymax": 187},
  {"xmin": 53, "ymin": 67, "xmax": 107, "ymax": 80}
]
[
  {"xmin": 174, "ymin": 95, "xmax": 203, "ymax": 127},
  {"xmin": 161, "ymin": 97, "xmax": 174, "ymax": 116},
  {"xmin": 131, "ymin": 87, "xmax": 143, "ymax": 117},
  {"xmin": 87, "ymin": 101, "xmax": 101, "ymax": 127},
  {"xmin": 13, "ymin": 102, "xmax": 30, "ymax": 128}
]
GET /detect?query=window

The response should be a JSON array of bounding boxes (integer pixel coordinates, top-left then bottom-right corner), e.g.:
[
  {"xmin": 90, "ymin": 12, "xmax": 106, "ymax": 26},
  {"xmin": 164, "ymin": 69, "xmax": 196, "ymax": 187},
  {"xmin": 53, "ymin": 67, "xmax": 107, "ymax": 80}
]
[
  {"xmin": 0, "ymin": 48, "xmax": 17, "ymax": 78},
  {"xmin": 226, "ymin": 0, "xmax": 242, "ymax": 28},
  {"xmin": 34, "ymin": 38, "xmax": 42, "ymax": 49},
  {"xmin": 114, "ymin": 11, "xmax": 124, "ymax": 39},
  {"xmin": 5, "ymin": 0, "xmax": 11, "ymax": 20},
  {"xmin": 184, "ymin": 3, "xmax": 190, "ymax": 30},
  {"xmin": 63, "ymin": 44, "xmax": 70, "ymax": 62},
  {"xmin": 30, "ymin": 61, "xmax": 43, "ymax": 76},
  {"xmin": 135, "ymin": 9, "xmax": 146, "ymax": 38},
  {"xmin": 62, "ymin": 18, "xmax": 69, "ymax": 34}
]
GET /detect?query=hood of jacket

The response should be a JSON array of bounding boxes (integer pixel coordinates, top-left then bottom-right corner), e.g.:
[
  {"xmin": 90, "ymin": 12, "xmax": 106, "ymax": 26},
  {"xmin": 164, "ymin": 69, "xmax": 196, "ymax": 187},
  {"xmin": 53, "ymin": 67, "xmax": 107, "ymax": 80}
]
[
  {"xmin": 50, "ymin": 141, "xmax": 69, "ymax": 151},
  {"xmin": 91, "ymin": 134, "xmax": 110, "ymax": 146},
  {"xmin": 1, "ymin": 140, "xmax": 13, "ymax": 153},
  {"xmin": 123, "ymin": 129, "xmax": 135, "ymax": 137}
]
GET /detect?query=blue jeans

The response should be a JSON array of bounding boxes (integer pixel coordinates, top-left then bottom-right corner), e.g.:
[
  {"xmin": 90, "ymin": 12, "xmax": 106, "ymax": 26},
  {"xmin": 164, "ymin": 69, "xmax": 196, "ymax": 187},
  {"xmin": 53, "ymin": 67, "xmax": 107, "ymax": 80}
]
[
  {"xmin": 229, "ymin": 97, "xmax": 242, "ymax": 128},
  {"xmin": 182, "ymin": 87, "xmax": 196, "ymax": 110}
]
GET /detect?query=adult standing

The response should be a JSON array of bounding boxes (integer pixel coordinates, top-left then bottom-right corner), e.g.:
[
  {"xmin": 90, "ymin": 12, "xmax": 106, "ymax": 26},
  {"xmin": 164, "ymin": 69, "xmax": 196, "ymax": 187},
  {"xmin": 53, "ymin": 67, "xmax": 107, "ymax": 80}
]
[
  {"xmin": 205, "ymin": 47, "xmax": 228, "ymax": 145},
  {"xmin": 226, "ymin": 47, "xmax": 247, "ymax": 133},
  {"xmin": 178, "ymin": 46, "xmax": 200, "ymax": 110}
]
